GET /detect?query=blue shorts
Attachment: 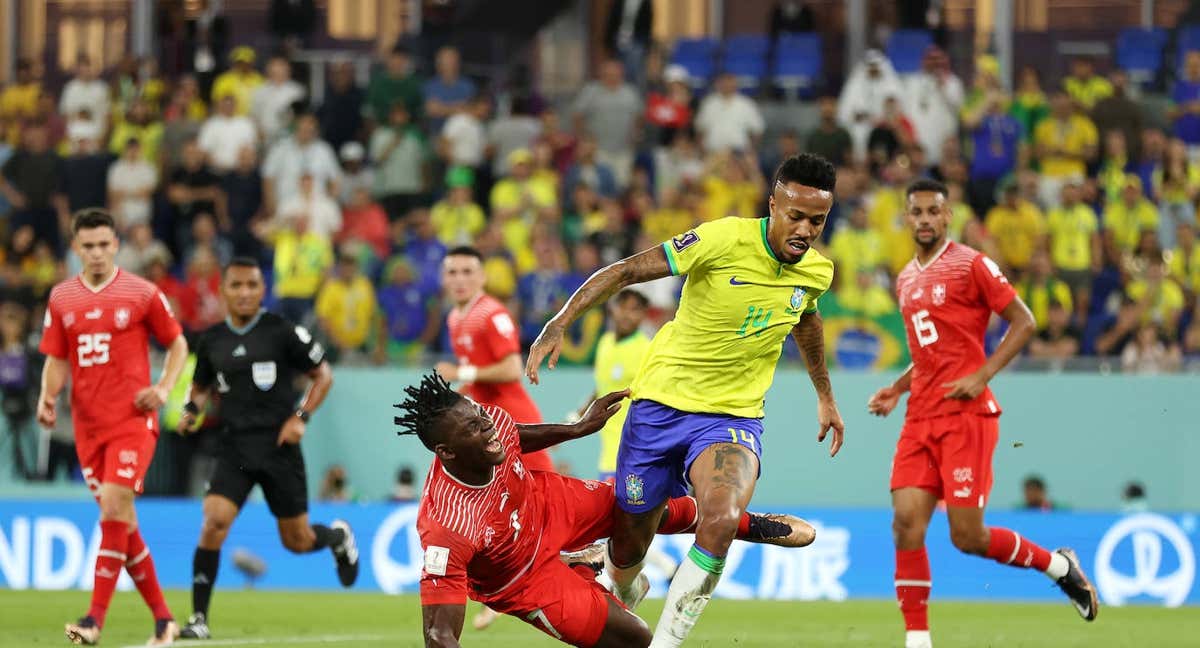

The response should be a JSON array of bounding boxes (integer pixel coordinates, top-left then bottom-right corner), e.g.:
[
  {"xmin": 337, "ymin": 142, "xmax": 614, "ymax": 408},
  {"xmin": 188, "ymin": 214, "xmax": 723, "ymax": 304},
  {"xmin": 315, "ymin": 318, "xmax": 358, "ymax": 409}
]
[{"xmin": 614, "ymin": 399, "xmax": 763, "ymax": 514}]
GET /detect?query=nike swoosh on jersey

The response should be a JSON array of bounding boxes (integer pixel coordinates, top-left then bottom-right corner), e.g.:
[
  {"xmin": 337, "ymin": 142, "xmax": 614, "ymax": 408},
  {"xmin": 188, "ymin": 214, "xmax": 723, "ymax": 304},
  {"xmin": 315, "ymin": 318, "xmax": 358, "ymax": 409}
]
[{"xmin": 729, "ymin": 277, "xmax": 752, "ymax": 286}]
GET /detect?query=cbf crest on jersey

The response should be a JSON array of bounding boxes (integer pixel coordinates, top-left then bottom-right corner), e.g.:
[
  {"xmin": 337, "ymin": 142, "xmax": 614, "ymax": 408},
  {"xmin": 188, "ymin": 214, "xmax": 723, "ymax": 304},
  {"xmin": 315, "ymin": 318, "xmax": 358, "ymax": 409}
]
[
  {"xmin": 114, "ymin": 307, "xmax": 130, "ymax": 330},
  {"xmin": 625, "ymin": 474, "xmax": 645, "ymax": 506},
  {"xmin": 786, "ymin": 286, "xmax": 807, "ymax": 315},
  {"xmin": 252, "ymin": 361, "xmax": 277, "ymax": 391}
]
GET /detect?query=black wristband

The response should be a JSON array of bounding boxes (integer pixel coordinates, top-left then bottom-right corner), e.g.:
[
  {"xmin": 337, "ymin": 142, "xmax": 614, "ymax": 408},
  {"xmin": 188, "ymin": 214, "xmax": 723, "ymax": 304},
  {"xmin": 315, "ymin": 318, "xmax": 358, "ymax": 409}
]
[
  {"xmin": 183, "ymin": 401, "xmax": 200, "ymax": 415},
  {"xmin": 295, "ymin": 409, "xmax": 311, "ymax": 423}
]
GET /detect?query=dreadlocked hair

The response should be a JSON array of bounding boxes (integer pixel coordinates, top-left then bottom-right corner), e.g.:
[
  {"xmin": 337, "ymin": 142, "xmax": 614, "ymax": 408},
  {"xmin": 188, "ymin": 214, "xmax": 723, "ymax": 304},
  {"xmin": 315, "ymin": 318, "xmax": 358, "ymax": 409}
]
[{"xmin": 394, "ymin": 371, "xmax": 464, "ymax": 450}]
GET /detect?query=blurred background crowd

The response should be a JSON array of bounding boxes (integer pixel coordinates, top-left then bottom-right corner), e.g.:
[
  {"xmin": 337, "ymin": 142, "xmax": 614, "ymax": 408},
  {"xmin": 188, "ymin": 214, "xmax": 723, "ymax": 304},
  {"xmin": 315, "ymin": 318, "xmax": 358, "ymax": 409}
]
[{"xmin": 0, "ymin": 0, "xmax": 1196, "ymax": 452}]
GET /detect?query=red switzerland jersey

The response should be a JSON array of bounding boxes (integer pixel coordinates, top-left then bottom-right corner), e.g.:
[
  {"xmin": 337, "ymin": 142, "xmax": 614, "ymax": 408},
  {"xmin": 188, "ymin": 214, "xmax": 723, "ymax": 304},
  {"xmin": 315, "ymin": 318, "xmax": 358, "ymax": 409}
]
[
  {"xmin": 417, "ymin": 405, "xmax": 546, "ymax": 605},
  {"xmin": 40, "ymin": 269, "xmax": 183, "ymax": 438},
  {"xmin": 895, "ymin": 242, "xmax": 1017, "ymax": 422},
  {"xmin": 447, "ymin": 294, "xmax": 543, "ymax": 424}
]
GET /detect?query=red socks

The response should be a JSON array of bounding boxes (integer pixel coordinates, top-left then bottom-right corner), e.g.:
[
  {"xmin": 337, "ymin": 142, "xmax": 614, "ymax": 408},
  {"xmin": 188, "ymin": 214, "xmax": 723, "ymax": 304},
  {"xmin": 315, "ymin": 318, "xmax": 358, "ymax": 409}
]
[
  {"xmin": 657, "ymin": 496, "xmax": 754, "ymax": 537},
  {"xmin": 88, "ymin": 520, "xmax": 129, "ymax": 627},
  {"xmin": 895, "ymin": 548, "xmax": 931, "ymax": 631},
  {"xmin": 126, "ymin": 528, "xmax": 172, "ymax": 620},
  {"xmin": 985, "ymin": 527, "xmax": 1052, "ymax": 571}
]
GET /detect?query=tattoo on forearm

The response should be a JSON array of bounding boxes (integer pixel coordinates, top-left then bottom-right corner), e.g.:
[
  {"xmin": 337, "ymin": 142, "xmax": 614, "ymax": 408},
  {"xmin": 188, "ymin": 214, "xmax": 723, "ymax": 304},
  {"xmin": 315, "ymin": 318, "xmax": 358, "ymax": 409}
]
[
  {"xmin": 793, "ymin": 314, "xmax": 833, "ymax": 398},
  {"xmin": 556, "ymin": 248, "xmax": 665, "ymax": 327}
]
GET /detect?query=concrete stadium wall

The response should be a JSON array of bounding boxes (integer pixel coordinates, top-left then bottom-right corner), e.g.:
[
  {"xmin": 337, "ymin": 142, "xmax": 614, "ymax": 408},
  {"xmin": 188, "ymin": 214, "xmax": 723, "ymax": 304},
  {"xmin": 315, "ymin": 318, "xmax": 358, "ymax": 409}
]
[{"xmin": 304, "ymin": 369, "xmax": 1200, "ymax": 512}]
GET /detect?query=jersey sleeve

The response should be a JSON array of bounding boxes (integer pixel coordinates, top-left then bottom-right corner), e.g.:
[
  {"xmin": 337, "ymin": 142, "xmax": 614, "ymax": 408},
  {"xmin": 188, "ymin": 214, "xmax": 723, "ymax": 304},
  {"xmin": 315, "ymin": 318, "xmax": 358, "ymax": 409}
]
[
  {"xmin": 191, "ymin": 331, "xmax": 214, "ymax": 389},
  {"xmin": 38, "ymin": 295, "xmax": 68, "ymax": 359},
  {"xmin": 418, "ymin": 524, "xmax": 475, "ymax": 606},
  {"xmin": 480, "ymin": 307, "xmax": 520, "ymax": 359},
  {"xmin": 661, "ymin": 219, "xmax": 734, "ymax": 277},
  {"xmin": 971, "ymin": 254, "xmax": 1018, "ymax": 314},
  {"xmin": 146, "ymin": 289, "xmax": 183, "ymax": 346},
  {"xmin": 284, "ymin": 322, "xmax": 326, "ymax": 372}
]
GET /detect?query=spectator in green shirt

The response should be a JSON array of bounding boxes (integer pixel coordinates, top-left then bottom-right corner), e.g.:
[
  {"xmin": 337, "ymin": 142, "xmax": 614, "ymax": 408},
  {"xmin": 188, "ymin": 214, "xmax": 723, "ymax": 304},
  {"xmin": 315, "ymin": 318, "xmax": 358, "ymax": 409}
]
[{"xmin": 365, "ymin": 45, "xmax": 423, "ymax": 126}]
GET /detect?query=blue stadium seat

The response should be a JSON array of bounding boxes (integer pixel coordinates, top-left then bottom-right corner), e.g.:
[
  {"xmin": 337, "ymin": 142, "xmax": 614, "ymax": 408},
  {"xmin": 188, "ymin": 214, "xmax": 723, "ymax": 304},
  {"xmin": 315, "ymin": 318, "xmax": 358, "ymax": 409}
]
[
  {"xmin": 722, "ymin": 35, "xmax": 770, "ymax": 94},
  {"xmin": 886, "ymin": 29, "xmax": 933, "ymax": 74},
  {"xmin": 773, "ymin": 33, "xmax": 822, "ymax": 98},
  {"xmin": 725, "ymin": 34, "xmax": 770, "ymax": 58},
  {"xmin": 670, "ymin": 37, "xmax": 719, "ymax": 89},
  {"xmin": 1178, "ymin": 25, "xmax": 1200, "ymax": 67},
  {"xmin": 1117, "ymin": 27, "xmax": 1167, "ymax": 84}
]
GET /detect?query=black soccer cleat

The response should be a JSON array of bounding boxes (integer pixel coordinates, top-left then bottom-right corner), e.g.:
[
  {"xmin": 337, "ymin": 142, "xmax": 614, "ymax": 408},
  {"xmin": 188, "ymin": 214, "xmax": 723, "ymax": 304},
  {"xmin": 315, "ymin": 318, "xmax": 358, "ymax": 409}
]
[
  {"xmin": 180, "ymin": 612, "xmax": 211, "ymax": 639},
  {"xmin": 742, "ymin": 512, "xmax": 817, "ymax": 548},
  {"xmin": 1053, "ymin": 548, "xmax": 1099, "ymax": 621},
  {"xmin": 331, "ymin": 519, "xmax": 359, "ymax": 587}
]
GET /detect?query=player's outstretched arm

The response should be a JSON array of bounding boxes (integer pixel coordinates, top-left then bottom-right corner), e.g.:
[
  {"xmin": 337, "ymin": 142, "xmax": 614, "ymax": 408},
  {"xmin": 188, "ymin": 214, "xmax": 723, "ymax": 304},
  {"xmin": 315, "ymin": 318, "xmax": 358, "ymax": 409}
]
[
  {"xmin": 437, "ymin": 353, "xmax": 523, "ymax": 385},
  {"xmin": 517, "ymin": 389, "xmax": 629, "ymax": 452},
  {"xmin": 791, "ymin": 311, "xmax": 845, "ymax": 457},
  {"xmin": 943, "ymin": 297, "xmax": 1035, "ymax": 400},
  {"xmin": 525, "ymin": 246, "xmax": 671, "ymax": 384},
  {"xmin": 868, "ymin": 363, "xmax": 913, "ymax": 417},
  {"xmin": 36, "ymin": 356, "xmax": 69, "ymax": 429},
  {"xmin": 422, "ymin": 604, "xmax": 465, "ymax": 648}
]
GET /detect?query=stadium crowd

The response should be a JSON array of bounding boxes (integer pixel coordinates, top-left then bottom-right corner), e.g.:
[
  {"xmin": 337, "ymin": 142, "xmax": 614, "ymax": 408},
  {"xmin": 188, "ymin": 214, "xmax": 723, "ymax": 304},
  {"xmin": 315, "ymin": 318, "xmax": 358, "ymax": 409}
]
[{"xmin": 0, "ymin": 33, "xmax": 1197, "ymax": 386}]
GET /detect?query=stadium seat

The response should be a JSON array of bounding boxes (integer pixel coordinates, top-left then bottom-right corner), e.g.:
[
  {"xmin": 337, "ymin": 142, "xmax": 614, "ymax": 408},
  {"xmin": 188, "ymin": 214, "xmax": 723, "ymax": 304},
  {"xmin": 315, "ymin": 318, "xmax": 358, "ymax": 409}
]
[
  {"xmin": 1117, "ymin": 27, "xmax": 1167, "ymax": 84},
  {"xmin": 773, "ymin": 33, "xmax": 822, "ymax": 99},
  {"xmin": 886, "ymin": 29, "xmax": 933, "ymax": 74},
  {"xmin": 670, "ymin": 37, "xmax": 719, "ymax": 89},
  {"xmin": 722, "ymin": 35, "xmax": 770, "ymax": 94},
  {"xmin": 1178, "ymin": 24, "xmax": 1200, "ymax": 67}
]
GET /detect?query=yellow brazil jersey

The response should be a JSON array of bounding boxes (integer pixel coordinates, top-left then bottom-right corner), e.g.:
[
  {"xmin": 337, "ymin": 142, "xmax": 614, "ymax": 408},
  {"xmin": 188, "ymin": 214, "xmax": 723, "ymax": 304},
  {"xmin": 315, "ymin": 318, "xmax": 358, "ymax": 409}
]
[
  {"xmin": 1103, "ymin": 199, "xmax": 1159, "ymax": 253},
  {"xmin": 1168, "ymin": 245, "xmax": 1200, "ymax": 292},
  {"xmin": 593, "ymin": 330, "xmax": 652, "ymax": 473},
  {"xmin": 1034, "ymin": 115, "xmax": 1098, "ymax": 178},
  {"xmin": 631, "ymin": 217, "xmax": 835, "ymax": 418},
  {"xmin": 1017, "ymin": 279, "xmax": 1073, "ymax": 329},
  {"xmin": 1047, "ymin": 203, "xmax": 1098, "ymax": 271}
]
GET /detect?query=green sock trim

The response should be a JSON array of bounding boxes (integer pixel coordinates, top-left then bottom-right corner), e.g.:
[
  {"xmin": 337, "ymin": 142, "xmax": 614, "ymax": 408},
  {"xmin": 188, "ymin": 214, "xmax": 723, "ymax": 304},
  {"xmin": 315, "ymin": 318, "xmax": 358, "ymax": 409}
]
[{"xmin": 687, "ymin": 545, "xmax": 726, "ymax": 575}]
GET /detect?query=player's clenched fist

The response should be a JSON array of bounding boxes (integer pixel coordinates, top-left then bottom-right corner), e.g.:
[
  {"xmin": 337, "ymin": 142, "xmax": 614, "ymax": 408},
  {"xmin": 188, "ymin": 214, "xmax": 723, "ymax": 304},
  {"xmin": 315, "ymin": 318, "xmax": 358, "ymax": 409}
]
[
  {"xmin": 36, "ymin": 395, "xmax": 56, "ymax": 429},
  {"xmin": 134, "ymin": 384, "xmax": 170, "ymax": 411}
]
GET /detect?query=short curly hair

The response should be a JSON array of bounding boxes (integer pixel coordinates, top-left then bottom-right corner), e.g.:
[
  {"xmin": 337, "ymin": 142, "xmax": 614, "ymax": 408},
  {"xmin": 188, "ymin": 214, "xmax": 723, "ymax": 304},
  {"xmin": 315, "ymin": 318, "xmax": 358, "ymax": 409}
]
[
  {"xmin": 393, "ymin": 372, "xmax": 465, "ymax": 451},
  {"xmin": 772, "ymin": 153, "xmax": 837, "ymax": 193}
]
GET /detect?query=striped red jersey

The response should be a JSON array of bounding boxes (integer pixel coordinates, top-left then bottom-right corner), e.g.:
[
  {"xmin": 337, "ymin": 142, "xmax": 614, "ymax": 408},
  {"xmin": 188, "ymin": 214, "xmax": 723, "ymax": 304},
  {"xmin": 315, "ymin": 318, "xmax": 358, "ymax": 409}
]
[
  {"xmin": 447, "ymin": 293, "xmax": 543, "ymax": 424},
  {"xmin": 895, "ymin": 241, "xmax": 1017, "ymax": 422},
  {"xmin": 416, "ymin": 405, "xmax": 545, "ymax": 605},
  {"xmin": 39, "ymin": 268, "xmax": 183, "ymax": 438}
]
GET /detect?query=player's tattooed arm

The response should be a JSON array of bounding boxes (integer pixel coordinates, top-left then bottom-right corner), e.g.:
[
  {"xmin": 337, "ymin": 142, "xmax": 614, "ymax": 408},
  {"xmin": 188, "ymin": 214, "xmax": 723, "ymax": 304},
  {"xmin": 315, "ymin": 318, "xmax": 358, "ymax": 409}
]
[
  {"xmin": 791, "ymin": 311, "xmax": 833, "ymax": 400},
  {"xmin": 527, "ymin": 246, "xmax": 670, "ymax": 382},
  {"xmin": 421, "ymin": 604, "xmax": 465, "ymax": 648},
  {"xmin": 518, "ymin": 389, "xmax": 629, "ymax": 452}
]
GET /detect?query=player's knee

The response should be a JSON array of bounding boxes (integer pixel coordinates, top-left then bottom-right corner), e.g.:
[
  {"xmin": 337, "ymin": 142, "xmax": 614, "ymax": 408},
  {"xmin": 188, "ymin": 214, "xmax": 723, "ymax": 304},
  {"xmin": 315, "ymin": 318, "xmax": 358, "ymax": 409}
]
[
  {"xmin": 281, "ymin": 528, "xmax": 314, "ymax": 553},
  {"xmin": 98, "ymin": 494, "xmax": 134, "ymax": 523},
  {"xmin": 949, "ymin": 524, "xmax": 988, "ymax": 555},
  {"xmin": 200, "ymin": 515, "xmax": 232, "ymax": 544},
  {"xmin": 892, "ymin": 510, "xmax": 927, "ymax": 545}
]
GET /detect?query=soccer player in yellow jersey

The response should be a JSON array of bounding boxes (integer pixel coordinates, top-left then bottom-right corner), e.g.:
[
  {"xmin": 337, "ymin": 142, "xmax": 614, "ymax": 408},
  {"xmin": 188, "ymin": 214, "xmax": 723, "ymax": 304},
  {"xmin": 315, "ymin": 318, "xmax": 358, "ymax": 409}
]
[{"xmin": 527, "ymin": 154, "xmax": 845, "ymax": 647}]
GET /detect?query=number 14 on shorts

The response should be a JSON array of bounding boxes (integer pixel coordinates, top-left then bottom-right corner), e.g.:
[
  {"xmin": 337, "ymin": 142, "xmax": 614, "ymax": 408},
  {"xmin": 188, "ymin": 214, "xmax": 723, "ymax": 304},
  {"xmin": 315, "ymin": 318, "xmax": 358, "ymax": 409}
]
[{"xmin": 728, "ymin": 427, "xmax": 756, "ymax": 453}]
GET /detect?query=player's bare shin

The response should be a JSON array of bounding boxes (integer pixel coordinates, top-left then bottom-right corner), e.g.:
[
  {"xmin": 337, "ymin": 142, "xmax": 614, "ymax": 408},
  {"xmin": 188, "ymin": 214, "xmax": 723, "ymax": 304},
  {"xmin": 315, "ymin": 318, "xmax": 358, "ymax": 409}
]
[
  {"xmin": 791, "ymin": 312, "xmax": 845, "ymax": 456},
  {"xmin": 526, "ymin": 246, "xmax": 671, "ymax": 383},
  {"xmin": 421, "ymin": 604, "xmax": 465, "ymax": 648}
]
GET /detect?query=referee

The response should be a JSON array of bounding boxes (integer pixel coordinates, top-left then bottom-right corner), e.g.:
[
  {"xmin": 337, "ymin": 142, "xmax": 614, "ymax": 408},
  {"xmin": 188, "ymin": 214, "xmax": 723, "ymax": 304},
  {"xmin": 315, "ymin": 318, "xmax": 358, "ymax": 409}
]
[{"xmin": 177, "ymin": 258, "xmax": 357, "ymax": 640}]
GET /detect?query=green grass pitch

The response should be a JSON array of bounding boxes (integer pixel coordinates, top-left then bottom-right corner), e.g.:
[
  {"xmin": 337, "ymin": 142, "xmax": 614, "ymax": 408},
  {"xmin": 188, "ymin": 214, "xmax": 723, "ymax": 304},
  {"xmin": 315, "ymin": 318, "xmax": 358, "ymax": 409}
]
[{"xmin": 2, "ymin": 590, "xmax": 1197, "ymax": 647}]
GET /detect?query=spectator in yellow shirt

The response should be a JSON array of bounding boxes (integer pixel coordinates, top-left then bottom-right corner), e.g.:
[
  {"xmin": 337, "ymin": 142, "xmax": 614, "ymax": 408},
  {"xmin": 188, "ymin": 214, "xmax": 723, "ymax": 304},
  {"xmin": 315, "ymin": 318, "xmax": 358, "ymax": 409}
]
[
  {"xmin": 108, "ymin": 98, "xmax": 164, "ymax": 163},
  {"xmin": 1125, "ymin": 256, "xmax": 1186, "ymax": 336},
  {"xmin": 866, "ymin": 159, "xmax": 916, "ymax": 273},
  {"xmin": 1168, "ymin": 222, "xmax": 1200, "ymax": 293},
  {"xmin": 985, "ymin": 180, "xmax": 1045, "ymax": 274},
  {"xmin": 1103, "ymin": 174, "xmax": 1159, "ymax": 255},
  {"xmin": 0, "ymin": 60, "xmax": 41, "ymax": 146},
  {"xmin": 431, "ymin": 166, "xmax": 486, "ymax": 246},
  {"xmin": 1017, "ymin": 250, "xmax": 1074, "ymax": 330},
  {"xmin": 700, "ymin": 150, "xmax": 763, "ymax": 221},
  {"xmin": 1063, "ymin": 57, "xmax": 1113, "ymax": 111},
  {"xmin": 476, "ymin": 224, "xmax": 518, "ymax": 300},
  {"xmin": 1033, "ymin": 91, "xmax": 1098, "ymax": 208},
  {"xmin": 316, "ymin": 254, "xmax": 379, "ymax": 359},
  {"xmin": 210, "ymin": 47, "xmax": 263, "ymax": 116},
  {"xmin": 828, "ymin": 203, "xmax": 884, "ymax": 286},
  {"xmin": 490, "ymin": 148, "xmax": 558, "ymax": 273},
  {"xmin": 1046, "ymin": 181, "xmax": 1100, "ymax": 316},
  {"xmin": 839, "ymin": 268, "xmax": 896, "ymax": 317},
  {"xmin": 641, "ymin": 186, "xmax": 696, "ymax": 244},
  {"xmin": 264, "ymin": 205, "xmax": 334, "ymax": 324}
]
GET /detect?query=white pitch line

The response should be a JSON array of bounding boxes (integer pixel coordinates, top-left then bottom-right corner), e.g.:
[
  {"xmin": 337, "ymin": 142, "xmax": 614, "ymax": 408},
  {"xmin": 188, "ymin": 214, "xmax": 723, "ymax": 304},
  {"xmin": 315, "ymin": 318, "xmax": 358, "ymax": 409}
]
[{"xmin": 119, "ymin": 634, "xmax": 395, "ymax": 647}]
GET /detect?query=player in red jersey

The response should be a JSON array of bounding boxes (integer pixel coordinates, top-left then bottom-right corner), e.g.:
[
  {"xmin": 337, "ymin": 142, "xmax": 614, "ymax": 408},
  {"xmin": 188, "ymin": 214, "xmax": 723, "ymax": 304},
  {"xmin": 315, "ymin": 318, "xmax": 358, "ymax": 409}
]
[
  {"xmin": 399, "ymin": 373, "xmax": 815, "ymax": 648},
  {"xmin": 867, "ymin": 180, "xmax": 1098, "ymax": 648},
  {"xmin": 37, "ymin": 209, "xmax": 189, "ymax": 646},
  {"xmin": 435, "ymin": 245, "xmax": 556, "ymax": 630}
]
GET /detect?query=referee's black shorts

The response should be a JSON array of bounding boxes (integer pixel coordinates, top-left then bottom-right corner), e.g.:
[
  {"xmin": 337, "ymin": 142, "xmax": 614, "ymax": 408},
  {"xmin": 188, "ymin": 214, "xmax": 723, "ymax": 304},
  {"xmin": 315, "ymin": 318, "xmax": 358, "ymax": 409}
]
[{"xmin": 206, "ymin": 431, "xmax": 309, "ymax": 518}]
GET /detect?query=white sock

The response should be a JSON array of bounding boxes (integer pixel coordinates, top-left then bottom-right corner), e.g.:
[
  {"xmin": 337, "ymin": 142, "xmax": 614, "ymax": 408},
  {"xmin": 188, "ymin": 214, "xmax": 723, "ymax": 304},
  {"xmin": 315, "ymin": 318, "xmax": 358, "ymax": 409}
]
[
  {"xmin": 604, "ymin": 540, "xmax": 645, "ymax": 601},
  {"xmin": 649, "ymin": 546, "xmax": 723, "ymax": 648},
  {"xmin": 905, "ymin": 629, "xmax": 933, "ymax": 648},
  {"xmin": 1044, "ymin": 551, "xmax": 1070, "ymax": 580}
]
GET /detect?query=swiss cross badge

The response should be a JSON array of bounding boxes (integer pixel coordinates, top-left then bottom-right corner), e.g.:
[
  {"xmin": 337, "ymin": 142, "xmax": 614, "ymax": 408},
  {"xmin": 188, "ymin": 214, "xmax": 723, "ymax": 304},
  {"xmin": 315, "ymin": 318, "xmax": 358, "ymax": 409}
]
[
  {"xmin": 115, "ymin": 307, "xmax": 130, "ymax": 329},
  {"xmin": 932, "ymin": 284, "xmax": 946, "ymax": 306}
]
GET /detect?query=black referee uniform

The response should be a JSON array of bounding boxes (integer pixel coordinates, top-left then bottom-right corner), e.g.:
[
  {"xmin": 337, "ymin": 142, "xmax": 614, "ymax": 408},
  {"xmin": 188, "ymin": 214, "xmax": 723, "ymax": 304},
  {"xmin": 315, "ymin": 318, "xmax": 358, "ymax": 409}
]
[{"xmin": 193, "ymin": 310, "xmax": 325, "ymax": 517}]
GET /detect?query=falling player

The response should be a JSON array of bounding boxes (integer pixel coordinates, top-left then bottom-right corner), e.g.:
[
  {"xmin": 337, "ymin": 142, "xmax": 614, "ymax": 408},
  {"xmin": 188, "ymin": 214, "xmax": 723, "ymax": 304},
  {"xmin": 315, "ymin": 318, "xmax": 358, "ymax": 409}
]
[
  {"xmin": 401, "ymin": 373, "xmax": 815, "ymax": 648},
  {"xmin": 867, "ymin": 179, "xmax": 1098, "ymax": 648},
  {"xmin": 436, "ymin": 245, "xmax": 555, "ymax": 630},
  {"xmin": 176, "ymin": 258, "xmax": 358, "ymax": 639},
  {"xmin": 38, "ymin": 209, "xmax": 188, "ymax": 645},
  {"xmin": 527, "ymin": 154, "xmax": 846, "ymax": 646}
]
